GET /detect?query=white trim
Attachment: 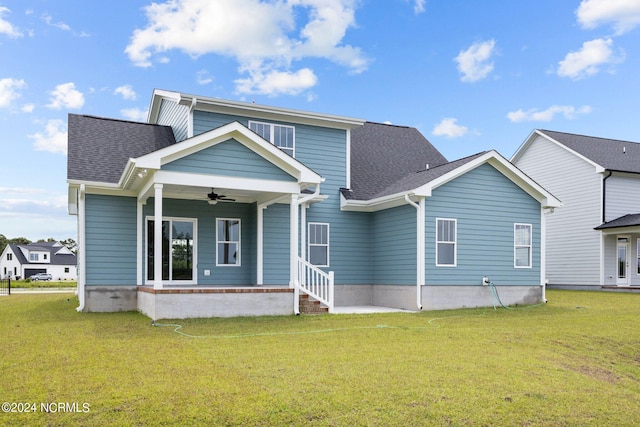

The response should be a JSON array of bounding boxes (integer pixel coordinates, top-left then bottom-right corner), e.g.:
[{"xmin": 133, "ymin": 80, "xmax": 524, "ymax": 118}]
[
  {"xmin": 290, "ymin": 194, "xmax": 299, "ymax": 291},
  {"xmin": 435, "ymin": 218, "xmax": 457, "ymax": 267},
  {"xmin": 514, "ymin": 223, "xmax": 533, "ymax": 269},
  {"xmin": 616, "ymin": 236, "xmax": 631, "ymax": 286},
  {"xmin": 308, "ymin": 222, "xmax": 330, "ymax": 267},
  {"xmin": 216, "ymin": 218, "xmax": 241, "ymax": 267},
  {"xmin": 76, "ymin": 185, "xmax": 86, "ymax": 312},
  {"xmin": 636, "ymin": 238, "xmax": 640, "ymax": 276},
  {"xmin": 248, "ymin": 120, "xmax": 295, "ymax": 157},
  {"xmin": 346, "ymin": 129, "xmax": 351, "ymax": 190},
  {"xmin": 153, "ymin": 184, "xmax": 163, "ymax": 289},
  {"xmin": 137, "ymin": 200, "xmax": 143, "ymax": 286},
  {"xmin": 149, "ymin": 89, "xmax": 366, "ymax": 130}
]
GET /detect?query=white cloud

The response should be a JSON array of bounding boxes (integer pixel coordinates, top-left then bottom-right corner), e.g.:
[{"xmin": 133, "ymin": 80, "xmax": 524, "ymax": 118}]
[
  {"xmin": 196, "ymin": 70, "xmax": 213, "ymax": 85},
  {"xmin": 413, "ymin": 0, "xmax": 426, "ymax": 14},
  {"xmin": 432, "ymin": 118, "xmax": 468, "ymax": 138},
  {"xmin": 42, "ymin": 13, "xmax": 71, "ymax": 31},
  {"xmin": 124, "ymin": 0, "xmax": 368, "ymax": 96},
  {"xmin": 114, "ymin": 85, "xmax": 137, "ymax": 100},
  {"xmin": 577, "ymin": 0, "xmax": 640, "ymax": 35},
  {"xmin": 0, "ymin": 78, "xmax": 26, "ymax": 108},
  {"xmin": 121, "ymin": 108, "xmax": 149, "ymax": 122},
  {"xmin": 29, "ymin": 119, "xmax": 68, "ymax": 154},
  {"xmin": 454, "ymin": 39, "xmax": 496, "ymax": 82},
  {"xmin": 0, "ymin": 7, "xmax": 22, "ymax": 38},
  {"xmin": 21, "ymin": 104, "xmax": 35, "ymax": 113},
  {"xmin": 235, "ymin": 67, "xmax": 318, "ymax": 96},
  {"xmin": 557, "ymin": 38, "xmax": 623, "ymax": 79},
  {"xmin": 507, "ymin": 105, "xmax": 592, "ymax": 122},
  {"xmin": 47, "ymin": 82, "xmax": 84, "ymax": 109}
]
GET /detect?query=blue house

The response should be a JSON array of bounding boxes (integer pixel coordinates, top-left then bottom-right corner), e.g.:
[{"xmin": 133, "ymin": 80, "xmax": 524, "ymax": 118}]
[{"xmin": 67, "ymin": 90, "xmax": 561, "ymax": 319}]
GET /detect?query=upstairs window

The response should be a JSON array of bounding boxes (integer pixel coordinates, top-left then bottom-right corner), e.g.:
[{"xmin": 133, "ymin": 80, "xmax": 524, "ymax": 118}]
[
  {"xmin": 249, "ymin": 120, "xmax": 295, "ymax": 157},
  {"xmin": 6, "ymin": 253, "xmax": 12, "ymax": 261},
  {"xmin": 29, "ymin": 253, "xmax": 39, "ymax": 262},
  {"xmin": 514, "ymin": 223, "xmax": 532, "ymax": 268},
  {"xmin": 436, "ymin": 218, "xmax": 457, "ymax": 267}
]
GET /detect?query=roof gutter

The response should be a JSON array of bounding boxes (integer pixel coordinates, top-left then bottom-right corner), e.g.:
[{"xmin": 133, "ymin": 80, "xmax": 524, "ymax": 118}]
[{"xmin": 405, "ymin": 194, "xmax": 425, "ymax": 310}]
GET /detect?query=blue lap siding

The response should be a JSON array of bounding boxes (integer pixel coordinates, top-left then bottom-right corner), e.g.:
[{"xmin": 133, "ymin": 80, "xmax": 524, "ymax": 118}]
[{"xmin": 425, "ymin": 163, "xmax": 541, "ymax": 286}]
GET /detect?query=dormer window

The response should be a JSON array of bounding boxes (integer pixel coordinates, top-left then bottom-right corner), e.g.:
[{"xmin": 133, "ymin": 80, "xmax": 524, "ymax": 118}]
[
  {"xmin": 29, "ymin": 253, "xmax": 39, "ymax": 262},
  {"xmin": 248, "ymin": 120, "xmax": 295, "ymax": 157}
]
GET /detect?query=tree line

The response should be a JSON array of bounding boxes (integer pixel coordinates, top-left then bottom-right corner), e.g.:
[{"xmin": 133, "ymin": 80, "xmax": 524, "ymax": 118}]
[{"xmin": 0, "ymin": 235, "xmax": 77, "ymax": 255}]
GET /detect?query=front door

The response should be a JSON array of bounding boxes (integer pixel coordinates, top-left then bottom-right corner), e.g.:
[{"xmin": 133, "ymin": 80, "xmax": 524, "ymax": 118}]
[{"xmin": 617, "ymin": 237, "xmax": 630, "ymax": 286}]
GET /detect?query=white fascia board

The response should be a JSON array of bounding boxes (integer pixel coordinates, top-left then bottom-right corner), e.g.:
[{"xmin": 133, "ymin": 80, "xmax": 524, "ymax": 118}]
[
  {"xmin": 154, "ymin": 170, "xmax": 302, "ymax": 194},
  {"xmin": 67, "ymin": 179, "xmax": 137, "ymax": 197},
  {"xmin": 340, "ymin": 191, "xmax": 416, "ymax": 212},
  {"xmin": 67, "ymin": 186, "xmax": 78, "ymax": 215},
  {"xmin": 512, "ymin": 130, "xmax": 604, "ymax": 173},
  {"xmin": 418, "ymin": 150, "xmax": 562, "ymax": 208},
  {"xmin": 177, "ymin": 91, "xmax": 365, "ymax": 129},
  {"xmin": 132, "ymin": 121, "xmax": 322, "ymax": 184}
]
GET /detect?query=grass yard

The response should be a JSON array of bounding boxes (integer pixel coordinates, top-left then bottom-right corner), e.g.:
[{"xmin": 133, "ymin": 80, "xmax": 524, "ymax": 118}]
[{"xmin": 0, "ymin": 290, "xmax": 639, "ymax": 426}]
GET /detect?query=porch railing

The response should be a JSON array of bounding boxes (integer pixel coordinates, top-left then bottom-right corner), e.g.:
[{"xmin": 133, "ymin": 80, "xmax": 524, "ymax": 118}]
[{"xmin": 297, "ymin": 257, "xmax": 334, "ymax": 313}]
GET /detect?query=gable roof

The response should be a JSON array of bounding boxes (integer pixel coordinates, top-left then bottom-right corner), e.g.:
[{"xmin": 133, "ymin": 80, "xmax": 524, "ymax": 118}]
[
  {"xmin": 67, "ymin": 114, "xmax": 176, "ymax": 184},
  {"xmin": 348, "ymin": 122, "xmax": 448, "ymax": 200},
  {"xmin": 514, "ymin": 129, "xmax": 640, "ymax": 174}
]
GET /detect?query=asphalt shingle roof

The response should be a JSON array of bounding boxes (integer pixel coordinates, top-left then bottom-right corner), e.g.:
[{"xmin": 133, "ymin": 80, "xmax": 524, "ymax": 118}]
[
  {"xmin": 348, "ymin": 122, "xmax": 449, "ymax": 200},
  {"xmin": 540, "ymin": 129, "xmax": 640, "ymax": 174},
  {"xmin": 595, "ymin": 213, "xmax": 640, "ymax": 230},
  {"xmin": 67, "ymin": 114, "xmax": 176, "ymax": 183}
]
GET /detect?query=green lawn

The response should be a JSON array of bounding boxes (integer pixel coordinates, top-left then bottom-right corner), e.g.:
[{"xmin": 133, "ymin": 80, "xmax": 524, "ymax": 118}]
[{"xmin": 0, "ymin": 290, "xmax": 639, "ymax": 426}]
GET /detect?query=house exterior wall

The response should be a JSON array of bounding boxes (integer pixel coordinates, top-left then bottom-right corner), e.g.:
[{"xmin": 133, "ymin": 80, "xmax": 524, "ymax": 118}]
[
  {"xmin": 85, "ymin": 194, "xmax": 138, "ymax": 285},
  {"xmin": 425, "ymin": 163, "xmax": 542, "ymax": 286},
  {"xmin": 513, "ymin": 135, "xmax": 602, "ymax": 287},
  {"xmin": 158, "ymin": 99, "xmax": 189, "ymax": 142},
  {"xmin": 372, "ymin": 204, "xmax": 416, "ymax": 285},
  {"xmin": 605, "ymin": 173, "xmax": 640, "ymax": 222},
  {"xmin": 602, "ymin": 233, "xmax": 640, "ymax": 287}
]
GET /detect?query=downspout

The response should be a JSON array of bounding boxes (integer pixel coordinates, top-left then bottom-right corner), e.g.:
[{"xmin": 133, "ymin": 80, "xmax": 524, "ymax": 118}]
[
  {"xmin": 405, "ymin": 194, "xmax": 425, "ymax": 310},
  {"xmin": 76, "ymin": 184, "xmax": 86, "ymax": 312},
  {"xmin": 602, "ymin": 170, "xmax": 612, "ymax": 223}
]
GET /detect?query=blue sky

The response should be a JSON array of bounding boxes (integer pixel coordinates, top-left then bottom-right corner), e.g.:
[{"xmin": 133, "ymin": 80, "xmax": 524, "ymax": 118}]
[{"xmin": 1, "ymin": 0, "xmax": 640, "ymax": 241}]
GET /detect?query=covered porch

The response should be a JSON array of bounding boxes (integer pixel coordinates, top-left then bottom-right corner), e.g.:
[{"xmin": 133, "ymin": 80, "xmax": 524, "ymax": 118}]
[{"xmin": 595, "ymin": 214, "xmax": 640, "ymax": 287}]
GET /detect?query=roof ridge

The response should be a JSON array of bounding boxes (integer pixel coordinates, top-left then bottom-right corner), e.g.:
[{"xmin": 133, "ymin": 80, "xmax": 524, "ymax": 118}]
[
  {"xmin": 364, "ymin": 121, "xmax": 411, "ymax": 129},
  {"xmin": 70, "ymin": 113, "xmax": 166, "ymax": 127}
]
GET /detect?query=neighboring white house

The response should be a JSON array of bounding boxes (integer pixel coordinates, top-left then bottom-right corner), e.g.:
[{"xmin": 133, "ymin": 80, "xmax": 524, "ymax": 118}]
[
  {"xmin": 512, "ymin": 129, "xmax": 640, "ymax": 289},
  {"xmin": 0, "ymin": 241, "xmax": 77, "ymax": 281}
]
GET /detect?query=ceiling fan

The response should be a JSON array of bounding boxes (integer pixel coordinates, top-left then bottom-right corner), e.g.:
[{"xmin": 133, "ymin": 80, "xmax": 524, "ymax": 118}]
[{"xmin": 206, "ymin": 188, "xmax": 235, "ymax": 204}]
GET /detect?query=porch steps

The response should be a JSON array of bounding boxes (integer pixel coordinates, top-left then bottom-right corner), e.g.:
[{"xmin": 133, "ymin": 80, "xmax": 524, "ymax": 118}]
[{"xmin": 299, "ymin": 293, "xmax": 329, "ymax": 314}]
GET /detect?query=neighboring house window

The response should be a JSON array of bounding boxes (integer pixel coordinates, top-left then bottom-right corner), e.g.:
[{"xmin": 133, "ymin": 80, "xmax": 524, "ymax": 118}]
[
  {"xmin": 217, "ymin": 218, "xmax": 241, "ymax": 266},
  {"xmin": 29, "ymin": 253, "xmax": 39, "ymax": 262},
  {"xmin": 514, "ymin": 223, "xmax": 532, "ymax": 268},
  {"xmin": 248, "ymin": 120, "xmax": 295, "ymax": 157},
  {"xmin": 308, "ymin": 223, "xmax": 329, "ymax": 267},
  {"xmin": 436, "ymin": 218, "xmax": 456, "ymax": 266},
  {"xmin": 64, "ymin": 267, "xmax": 70, "ymax": 273},
  {"xmin": 147, "ymin": 218, "xmax": 196, "ymax": 282},
  {"xmin": 44, "ymin": 254, "xmax": 48, "ymax": 260},
  {"xmin": 6, "ymin": 253, "xmax": 12, "ymax": 261}
]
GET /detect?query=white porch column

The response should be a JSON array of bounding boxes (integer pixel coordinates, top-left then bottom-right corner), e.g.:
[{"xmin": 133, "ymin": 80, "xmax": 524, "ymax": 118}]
[
  {"xmin": 137, "ymin": 200, "xmax": 144, "ymax": 286},
  {"xmin": 257, "ymin": 204, "xmax": 265, "ymax": 285},
  {"xmin": 300, "ymin": 204, "xmax": 308, "ymax": 261},
  {"xmin": 153, "ymin": 184, "xmax": 163, "ymax": 290},
  {"xmin": 289, "ymin": 194, "xmax": 299, "ymax": 289}
]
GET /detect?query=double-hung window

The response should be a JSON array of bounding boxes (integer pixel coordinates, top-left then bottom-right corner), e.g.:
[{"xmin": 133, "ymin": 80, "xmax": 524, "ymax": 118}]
[
  {"xmin": 514, "ymin": 223, "xmax": 532, "ymax": 268},
  {"xmin": 308, "ymin": 223, "xmax": 329, "ymax": 267},
  {"xmin": 248, "ymin": 120, "xmax": 295, "ymax": 157},
  {"xmin": 217, "ymin": 218, "xmax": 241, "ymax": 266},
  {"xmin": 436, "ymin": 218, "xmax": 456, "ymax": 266},
  {"xmin": 29, "ymin": 253, "xmax": 39, "ymax": 262}
]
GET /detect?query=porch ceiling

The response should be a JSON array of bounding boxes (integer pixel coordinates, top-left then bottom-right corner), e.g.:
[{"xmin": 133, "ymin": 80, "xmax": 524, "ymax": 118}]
[{"xmin": 159, "ymin": 184, "xmax": 288, "ymax": 205}]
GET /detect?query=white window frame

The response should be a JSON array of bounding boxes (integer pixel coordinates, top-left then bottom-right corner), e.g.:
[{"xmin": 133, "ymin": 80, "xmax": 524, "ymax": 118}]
[
  {"xmin": 308, "ymin": 223, "xmax": 330, "ymax": 267},
  {"xmin": 436, "ymin": 218, "xmax": 457, "ymax": 267},
  {"xmin": 514, "ymin": 223, "xmax": 533, "ymax": 269},
  {"xmin": 248, "ymin": 120, "xmax": 295, "ymax": 157},
  {"xmin": 216, "ymin": 218, "xmax": 241, "ymax": 267},
  {"xmin": 145, "ymin": 216, "xmax": 198, "ymax": 284}
]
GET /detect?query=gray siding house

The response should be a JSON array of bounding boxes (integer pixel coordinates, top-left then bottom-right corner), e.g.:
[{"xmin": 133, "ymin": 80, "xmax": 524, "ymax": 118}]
[
  {"xmin": 67, "ymin": 90, "xmax": 560, "ymax": 319},
  {"xmin": 512, "ymin": 129, "xmax": 640, "ymax": 289}
]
